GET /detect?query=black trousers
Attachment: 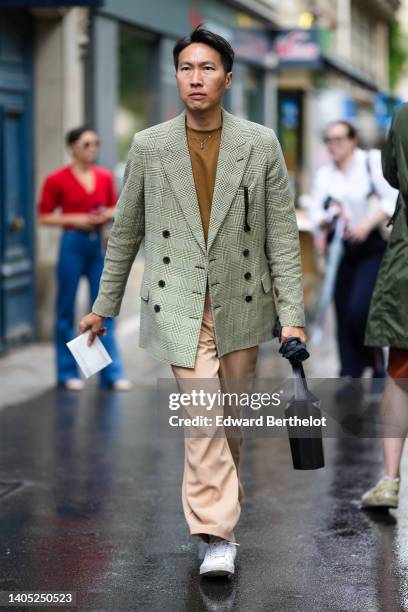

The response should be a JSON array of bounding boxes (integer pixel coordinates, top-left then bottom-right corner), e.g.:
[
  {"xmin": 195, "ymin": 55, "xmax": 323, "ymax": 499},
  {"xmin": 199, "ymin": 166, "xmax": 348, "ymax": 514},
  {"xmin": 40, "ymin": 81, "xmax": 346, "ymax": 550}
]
[{"xmin": 334, "ymin": 243, "xmax": 385, "ymax": 378}]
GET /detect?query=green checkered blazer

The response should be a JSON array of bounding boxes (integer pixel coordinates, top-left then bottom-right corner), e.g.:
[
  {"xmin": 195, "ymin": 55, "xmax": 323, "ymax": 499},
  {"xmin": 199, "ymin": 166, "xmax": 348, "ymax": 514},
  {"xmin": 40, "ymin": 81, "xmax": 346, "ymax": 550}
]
[{"xmin": 92, "ymin": 108, "xmax": 305, "ymax": 368}]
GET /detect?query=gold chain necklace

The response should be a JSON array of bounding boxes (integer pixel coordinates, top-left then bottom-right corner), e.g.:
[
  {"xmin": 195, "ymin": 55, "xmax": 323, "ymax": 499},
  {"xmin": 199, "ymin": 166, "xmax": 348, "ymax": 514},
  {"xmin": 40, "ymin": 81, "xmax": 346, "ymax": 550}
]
[
  {"xmin": 187, "ymin": 124, "xmax": 222, "ymax": 150},
  {"xmin": 192, "ymin": 132, "xmax": 215, "ymax": 150}
]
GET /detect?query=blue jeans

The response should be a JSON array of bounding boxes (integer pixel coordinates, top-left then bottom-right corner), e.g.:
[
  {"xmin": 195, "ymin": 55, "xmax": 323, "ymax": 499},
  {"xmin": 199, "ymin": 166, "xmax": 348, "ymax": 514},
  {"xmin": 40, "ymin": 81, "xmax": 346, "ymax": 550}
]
[{"xmin": 55, "ymin": 230, "xmax": 125, "ymax": 387}]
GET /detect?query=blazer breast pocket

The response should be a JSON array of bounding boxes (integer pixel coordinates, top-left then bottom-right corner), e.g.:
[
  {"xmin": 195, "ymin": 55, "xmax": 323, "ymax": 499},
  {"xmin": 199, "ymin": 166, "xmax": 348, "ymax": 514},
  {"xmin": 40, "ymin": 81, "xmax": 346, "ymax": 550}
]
[
  {"xmin": 140, "ymin": 277, "xmax": 150, "ymax": 302},
  {"xmin": 261, "ymin": 271, "xmax": 272, "ymax": 293},
  {"xmin": 237, "ymin": 182, "xmax": 256, "ymax": 232}
]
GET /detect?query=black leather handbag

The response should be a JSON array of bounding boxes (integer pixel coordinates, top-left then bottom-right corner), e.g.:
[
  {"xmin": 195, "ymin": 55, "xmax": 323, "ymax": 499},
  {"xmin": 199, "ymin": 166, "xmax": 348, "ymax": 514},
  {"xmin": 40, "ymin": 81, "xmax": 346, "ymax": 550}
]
[{"xmin": 274, "ymin": 320, "xmax": 325, "ymax": 470}]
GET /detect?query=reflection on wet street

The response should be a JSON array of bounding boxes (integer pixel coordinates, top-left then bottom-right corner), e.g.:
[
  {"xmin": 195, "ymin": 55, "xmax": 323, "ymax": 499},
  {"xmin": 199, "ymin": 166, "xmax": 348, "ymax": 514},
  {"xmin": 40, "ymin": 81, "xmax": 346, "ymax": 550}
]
[{"xmin": 0, "ymin": 385, "xmax": 407, "ymax": 611}]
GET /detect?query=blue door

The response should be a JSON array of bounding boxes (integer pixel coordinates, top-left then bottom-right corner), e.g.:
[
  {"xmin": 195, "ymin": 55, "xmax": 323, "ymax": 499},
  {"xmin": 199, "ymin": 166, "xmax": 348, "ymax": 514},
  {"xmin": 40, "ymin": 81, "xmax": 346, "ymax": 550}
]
[{"xmin": 0, "ymin": 9, "xmax": 35, "ymax": 352}]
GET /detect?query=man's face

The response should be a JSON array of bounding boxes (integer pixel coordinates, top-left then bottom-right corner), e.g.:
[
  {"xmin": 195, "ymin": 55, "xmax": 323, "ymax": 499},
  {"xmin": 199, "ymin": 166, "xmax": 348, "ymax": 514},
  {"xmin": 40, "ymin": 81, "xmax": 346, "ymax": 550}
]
[
  {"xmin": 324, "ymin": 123, "xmax": 356, "ymax": 164},
  {"xmin": 176, "ymin": 43, "xmax": 232, "ymax": 113}
]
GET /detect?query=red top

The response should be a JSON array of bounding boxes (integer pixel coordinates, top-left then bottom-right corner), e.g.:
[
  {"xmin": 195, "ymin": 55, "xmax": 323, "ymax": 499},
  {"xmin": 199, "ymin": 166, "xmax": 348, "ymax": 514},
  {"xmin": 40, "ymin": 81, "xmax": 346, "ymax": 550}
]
[{"xmin": 38, "ymin": 165, "xmax": 117, "ymax": 216}]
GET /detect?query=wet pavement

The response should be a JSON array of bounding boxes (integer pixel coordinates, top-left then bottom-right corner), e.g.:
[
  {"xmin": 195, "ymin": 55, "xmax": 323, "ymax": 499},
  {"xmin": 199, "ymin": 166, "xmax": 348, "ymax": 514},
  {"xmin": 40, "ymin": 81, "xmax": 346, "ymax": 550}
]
[
  {"xmin": 1, "ymin": 380, "xmax": 408, "ymax": 611},
  {"xmin": 1, "ymin": 254, "xmax": 407, "ymax": 610}
]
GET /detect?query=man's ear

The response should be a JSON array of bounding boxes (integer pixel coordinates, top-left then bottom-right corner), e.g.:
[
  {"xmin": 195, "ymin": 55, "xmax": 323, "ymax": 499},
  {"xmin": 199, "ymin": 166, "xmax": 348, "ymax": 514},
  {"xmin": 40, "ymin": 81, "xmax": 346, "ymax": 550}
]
[{"xmin": 225, "ymin": 71, "xmax": 233, "ymax": 89}]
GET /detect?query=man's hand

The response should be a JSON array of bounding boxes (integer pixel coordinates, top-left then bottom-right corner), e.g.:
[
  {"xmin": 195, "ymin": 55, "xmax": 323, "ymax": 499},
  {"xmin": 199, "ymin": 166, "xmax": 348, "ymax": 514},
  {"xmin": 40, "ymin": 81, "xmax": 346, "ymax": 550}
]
[
  {"xmin": 79, "ymin": 312, "xmax": 106, "ymax": 346},
  {"xmin": 281, "ymin": 326, "xmax": 307, "ymax": 344}
]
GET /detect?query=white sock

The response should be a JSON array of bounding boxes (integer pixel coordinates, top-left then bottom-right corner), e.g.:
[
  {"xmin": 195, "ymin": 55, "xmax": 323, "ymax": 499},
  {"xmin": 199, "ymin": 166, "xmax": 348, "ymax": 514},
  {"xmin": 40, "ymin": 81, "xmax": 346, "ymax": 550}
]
[{"xmin": 383, "ymin": 475, "xmax": 400, "ymax": 483}]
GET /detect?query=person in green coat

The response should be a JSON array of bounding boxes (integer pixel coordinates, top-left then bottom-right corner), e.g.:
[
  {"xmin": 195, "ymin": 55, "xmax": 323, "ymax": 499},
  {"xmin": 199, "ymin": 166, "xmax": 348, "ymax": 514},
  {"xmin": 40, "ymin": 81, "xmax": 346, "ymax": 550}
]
[{"xmin": 361, "ymin": 102, "xmax": 408, "ymax": 510}]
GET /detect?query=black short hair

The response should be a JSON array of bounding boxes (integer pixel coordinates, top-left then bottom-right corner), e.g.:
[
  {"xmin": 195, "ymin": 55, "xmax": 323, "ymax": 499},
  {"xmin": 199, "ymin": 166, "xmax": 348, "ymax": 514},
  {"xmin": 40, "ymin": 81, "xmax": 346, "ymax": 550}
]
[
  {"xmin": 326, "ymin": 120, "xmax": 358, "ymax": 140},
  {"xmin": 173, "ymin": 24, "xmax": 234, "ymax": 74},
  {"xmin": 65, "ymin": 126, "xmax": 95, "ymax": 146}
]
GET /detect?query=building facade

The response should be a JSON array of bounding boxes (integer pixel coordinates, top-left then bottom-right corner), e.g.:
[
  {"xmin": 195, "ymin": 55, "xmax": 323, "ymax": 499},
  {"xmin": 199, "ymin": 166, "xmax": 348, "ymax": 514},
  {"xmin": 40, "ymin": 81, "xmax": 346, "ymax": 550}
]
[
  {"xmin": 0, "ymin": 2, "xmax": 99, "ymax": 350},
  {"xmin": 269, "ymin": 0, "xmax": 401, "ymax": 195},
  {"xmin": 394, "ymin": 0, "xmax": 408, "ymax": 99},
  {"xmin": 86, "ymin": 0, "xmax": 279, "ymax": 174},
  {"xmin": 0, "ymin": 0, "xmax": 280, "ymax": 350},
  {"xmin": 1, "ymin": 0, "xmax": 404, "ymax": 352}
]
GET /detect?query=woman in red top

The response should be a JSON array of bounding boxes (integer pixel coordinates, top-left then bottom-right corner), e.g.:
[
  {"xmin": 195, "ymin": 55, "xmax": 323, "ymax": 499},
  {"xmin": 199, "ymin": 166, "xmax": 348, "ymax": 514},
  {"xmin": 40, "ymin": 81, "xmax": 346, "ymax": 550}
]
[{"xmin": 38, "ymin": 126, "xmax": 131, "ymax": 391}]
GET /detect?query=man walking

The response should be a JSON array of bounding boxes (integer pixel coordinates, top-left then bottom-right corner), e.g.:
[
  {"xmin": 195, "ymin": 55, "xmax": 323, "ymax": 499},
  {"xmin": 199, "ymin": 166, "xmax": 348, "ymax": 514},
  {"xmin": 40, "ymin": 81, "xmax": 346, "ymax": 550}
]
[{"xmin": 79, "ymin": 26, "xmax": 305, "ymax": 577}]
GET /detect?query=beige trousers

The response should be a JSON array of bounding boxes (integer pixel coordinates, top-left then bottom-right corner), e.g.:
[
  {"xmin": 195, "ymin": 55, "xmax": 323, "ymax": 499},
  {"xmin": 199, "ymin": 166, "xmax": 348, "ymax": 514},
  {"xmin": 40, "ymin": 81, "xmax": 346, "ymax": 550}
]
[{"xmin": 171, "ymin": 286, "xmax": 259, "ymax": 543}]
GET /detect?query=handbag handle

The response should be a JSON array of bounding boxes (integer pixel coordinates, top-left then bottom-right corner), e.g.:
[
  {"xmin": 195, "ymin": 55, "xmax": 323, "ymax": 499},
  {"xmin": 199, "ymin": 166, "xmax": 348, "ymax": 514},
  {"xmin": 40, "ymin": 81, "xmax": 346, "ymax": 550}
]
[
  {"xmin": 273, "ymin": 318, "xmax": 310, "ymax": 399},
  {"xmin": 365, "ymin": 150, "xmax": 377, "ymax": 198}
]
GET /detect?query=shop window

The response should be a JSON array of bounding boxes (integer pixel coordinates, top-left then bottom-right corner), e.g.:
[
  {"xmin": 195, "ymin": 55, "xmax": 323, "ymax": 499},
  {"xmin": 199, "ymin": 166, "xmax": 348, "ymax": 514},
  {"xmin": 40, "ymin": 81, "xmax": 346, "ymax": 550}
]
[
  {"xmin": 117, "ymin": 25, "xmax": 158, "ymax": 163},
  {"xmin": 278, "ymin": 91, "xmax": 303, "ymax": 198},
  {"xmin": 242, "ymin": 64, "xmax": 264, "ymax": 123}
]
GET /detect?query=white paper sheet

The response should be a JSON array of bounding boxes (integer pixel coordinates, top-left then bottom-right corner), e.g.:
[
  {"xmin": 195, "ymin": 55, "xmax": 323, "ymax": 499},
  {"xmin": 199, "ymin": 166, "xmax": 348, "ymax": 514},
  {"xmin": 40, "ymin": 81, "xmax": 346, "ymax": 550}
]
[{"xmin": 66, "ymin": 331, "xmax": 112, "ymax": 379}]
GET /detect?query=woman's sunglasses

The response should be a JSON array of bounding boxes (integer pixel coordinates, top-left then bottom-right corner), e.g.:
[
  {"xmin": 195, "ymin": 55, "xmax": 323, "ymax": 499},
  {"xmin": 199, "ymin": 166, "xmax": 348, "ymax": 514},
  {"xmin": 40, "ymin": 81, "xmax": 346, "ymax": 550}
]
[{"xmin": 79, "ymin": 139, "xmax": 100, "ymax": 149}]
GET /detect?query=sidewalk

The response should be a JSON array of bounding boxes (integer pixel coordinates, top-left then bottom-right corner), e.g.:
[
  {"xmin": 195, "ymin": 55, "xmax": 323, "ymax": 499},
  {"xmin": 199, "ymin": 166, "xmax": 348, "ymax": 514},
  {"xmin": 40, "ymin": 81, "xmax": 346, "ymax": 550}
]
[{"xmin": 3, "ymin": 264, "xmax": 408, "ymax": 611}]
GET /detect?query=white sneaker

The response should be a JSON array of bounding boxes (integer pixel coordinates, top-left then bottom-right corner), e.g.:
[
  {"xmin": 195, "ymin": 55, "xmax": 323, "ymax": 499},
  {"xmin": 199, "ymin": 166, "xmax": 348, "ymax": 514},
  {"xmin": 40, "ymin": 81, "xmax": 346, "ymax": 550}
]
[
  {"xmin": 199, "ymin": 537, "xmax": 239, "ymax": 577},
  {"xmin": 110, "ymin": 379, "xmax": 132, "ymax": 392},
  {"xmin": 62, "ymin": 379, "xmax": 84, "ymax": 391}
]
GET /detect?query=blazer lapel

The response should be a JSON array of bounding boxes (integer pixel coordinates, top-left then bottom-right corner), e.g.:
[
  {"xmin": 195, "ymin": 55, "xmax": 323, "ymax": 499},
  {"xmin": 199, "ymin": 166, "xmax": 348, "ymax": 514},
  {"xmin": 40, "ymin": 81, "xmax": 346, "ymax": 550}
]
[
  {"xmin": 207, "ymin": 109, "xmax": 252, "ymax": 253},
  {"xmin": 159, "ymin": 111, "xmax": 206, "ymax": 255},
  {"xmin": 158, "ymin": 108, "xmax": 252, "ymax": 256}
]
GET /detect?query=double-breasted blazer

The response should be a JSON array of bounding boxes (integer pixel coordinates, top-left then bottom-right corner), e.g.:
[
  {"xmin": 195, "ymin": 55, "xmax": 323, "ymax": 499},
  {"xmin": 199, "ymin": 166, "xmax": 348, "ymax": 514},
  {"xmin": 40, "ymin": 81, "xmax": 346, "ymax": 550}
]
[{"xmin": 92, "ymin": 108, "xmax": 305, "ymax": 368}]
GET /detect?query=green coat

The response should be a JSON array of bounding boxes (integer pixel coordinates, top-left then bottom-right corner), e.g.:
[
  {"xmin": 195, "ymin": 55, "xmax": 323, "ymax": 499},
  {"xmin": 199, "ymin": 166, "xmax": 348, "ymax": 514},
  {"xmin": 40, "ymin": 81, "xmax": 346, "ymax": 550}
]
[
  {"xmin": 92, "ymin": 108, "xmax": 305, "ymax": 368},
  {"xmin": 365, "ymin": 103, "xmax": 408, "ymax": 349}
]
